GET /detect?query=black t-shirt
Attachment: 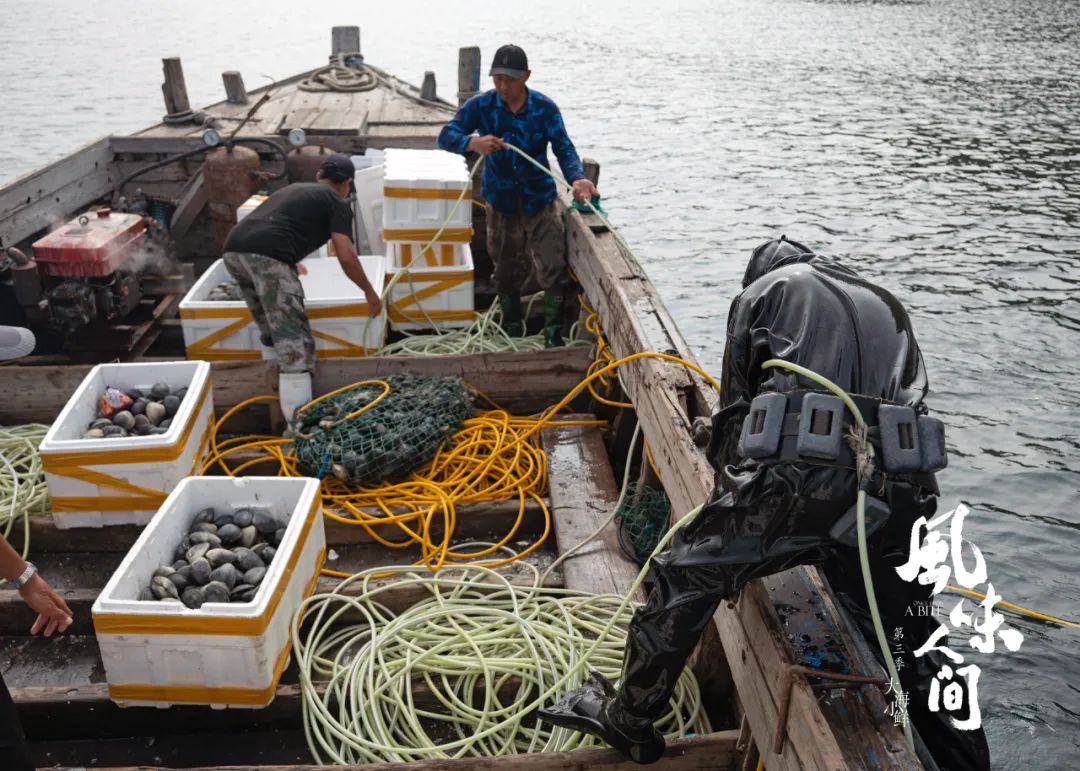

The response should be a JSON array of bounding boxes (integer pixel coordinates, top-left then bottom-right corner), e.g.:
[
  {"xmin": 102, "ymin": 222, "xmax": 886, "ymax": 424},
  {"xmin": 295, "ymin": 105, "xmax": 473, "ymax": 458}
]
[{"xmin": 224, "ymin": 183, "xmax": 353, "ymax": 266}]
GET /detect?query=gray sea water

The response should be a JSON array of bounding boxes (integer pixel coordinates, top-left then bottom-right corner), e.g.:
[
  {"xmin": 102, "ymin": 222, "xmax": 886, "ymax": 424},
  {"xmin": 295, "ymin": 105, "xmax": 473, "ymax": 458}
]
[{"xmin": 2, "ymin": 0, "xmax": 1077, "ymax": 767}]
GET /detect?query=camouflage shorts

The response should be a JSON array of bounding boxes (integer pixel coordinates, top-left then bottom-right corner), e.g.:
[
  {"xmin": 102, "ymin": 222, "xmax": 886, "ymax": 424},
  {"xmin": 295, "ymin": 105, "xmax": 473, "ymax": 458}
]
[{"xmin": 222, "ymin": 252, "xmax": 315, "ymax": 373}]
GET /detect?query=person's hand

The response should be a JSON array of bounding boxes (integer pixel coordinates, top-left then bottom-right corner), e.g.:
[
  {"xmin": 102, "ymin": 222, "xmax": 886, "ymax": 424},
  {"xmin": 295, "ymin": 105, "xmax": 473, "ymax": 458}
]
[
  {"xmin": 571, "ymin": 179, "xmax": 598, "ymax": 204},
  {"xmin": 296, "ymin": 262, "xmax": 309, "ymax": 276},
  {"xmin": 19, "ymin": 573, "xmax": 73, "ymax": 637},
  {"xmin": 365, "ymin": 288, "xmax": 384, "ymax": 318},
  {"xmin": 467, "ymin": 135, "xmax": 507, "ymax": 156}
]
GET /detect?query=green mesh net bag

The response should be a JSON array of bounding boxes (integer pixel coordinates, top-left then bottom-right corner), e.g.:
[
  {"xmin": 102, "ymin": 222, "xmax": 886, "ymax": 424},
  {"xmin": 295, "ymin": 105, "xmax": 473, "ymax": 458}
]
[
  {"xmin": 292, "ymin": 374, "xmax": 473, "ymax": 485},
  {"xmin": 616, "ymin": 482, "xmax": 672, "ymax": 563}
]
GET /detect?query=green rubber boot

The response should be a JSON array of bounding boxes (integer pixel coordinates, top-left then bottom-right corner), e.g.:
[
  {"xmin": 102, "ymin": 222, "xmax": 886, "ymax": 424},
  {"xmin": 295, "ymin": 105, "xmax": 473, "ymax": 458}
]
[
  {"xmin": 543, "ymin": 290, "xmax": 565, "ymax": 348},
  {"xmin": 498, "ymin": 293, "xmax": 524, "ymax": 338}
]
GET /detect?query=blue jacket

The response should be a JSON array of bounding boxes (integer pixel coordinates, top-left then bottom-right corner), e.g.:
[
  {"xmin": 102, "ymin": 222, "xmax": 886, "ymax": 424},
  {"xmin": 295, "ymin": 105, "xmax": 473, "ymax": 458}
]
[{"xmin": 437, "ymin": 88, "xmax": 586, "ymax": 216}]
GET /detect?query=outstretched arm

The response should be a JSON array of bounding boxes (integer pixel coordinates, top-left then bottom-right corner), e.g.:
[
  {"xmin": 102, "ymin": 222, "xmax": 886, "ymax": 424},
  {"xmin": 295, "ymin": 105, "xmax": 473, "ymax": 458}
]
[
  {"xmin": 330, "ymin": 233, "xmax": 383, "ymax": 318},
  {"xmin": 548, "ymin": 109, "xmax": 595, "ymax": 203},
  {"xmin": 0, "ymin": 534, "xmax": 72, "ymax": 637}
]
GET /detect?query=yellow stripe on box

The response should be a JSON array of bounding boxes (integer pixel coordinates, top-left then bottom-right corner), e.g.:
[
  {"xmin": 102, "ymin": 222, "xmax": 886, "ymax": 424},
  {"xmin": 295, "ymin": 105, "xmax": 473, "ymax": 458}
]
[
  {"xmin": 93, "ymin": 501, "xmax": 323, "ymax": 637},
  {"xmin": 46, "ymin": 406, "xmax": 217, "ymax": 513},
  {"xmin": 383, "ymin": 227, "xmax": 473, "ymax": 243},
  {"xmin": 383, "ymin": 186, "xmax": 468, "ymax": 200},
  {"xmin": 103, "ymin": 545, "xmax": 324, "ymax": 706}
]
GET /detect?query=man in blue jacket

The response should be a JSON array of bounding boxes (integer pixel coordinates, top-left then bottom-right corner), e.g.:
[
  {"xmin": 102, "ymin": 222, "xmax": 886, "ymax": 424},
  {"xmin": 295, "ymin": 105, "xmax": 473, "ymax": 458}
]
[{"xmin": 437, "ymin": 44, "xmax": 597, "ymax": 347}]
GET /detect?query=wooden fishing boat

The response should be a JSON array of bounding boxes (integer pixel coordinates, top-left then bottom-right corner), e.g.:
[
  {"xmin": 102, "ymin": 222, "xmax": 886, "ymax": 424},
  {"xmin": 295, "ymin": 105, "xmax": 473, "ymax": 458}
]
[{"xmin": 0, "ymin": 27, "xmax": 921, "ymax": 771}]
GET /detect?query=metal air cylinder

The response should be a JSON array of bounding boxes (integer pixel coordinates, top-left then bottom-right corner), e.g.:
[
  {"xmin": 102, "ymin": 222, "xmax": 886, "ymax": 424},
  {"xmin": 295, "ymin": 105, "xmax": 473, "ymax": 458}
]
[
  {"xmin": 287, "ymin": 145, "xmax": 331, "ymax": 184},
  {"xmin": 204, "ymin": 144, "xmax": 261, "ymax": 249}
]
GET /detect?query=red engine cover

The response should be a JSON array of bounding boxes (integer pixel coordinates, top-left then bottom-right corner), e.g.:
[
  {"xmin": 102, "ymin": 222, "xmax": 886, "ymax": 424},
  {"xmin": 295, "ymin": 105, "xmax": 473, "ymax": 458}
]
[{"xmin": 32, "ymin": 208, "xmax": 147, "ymax": 278}]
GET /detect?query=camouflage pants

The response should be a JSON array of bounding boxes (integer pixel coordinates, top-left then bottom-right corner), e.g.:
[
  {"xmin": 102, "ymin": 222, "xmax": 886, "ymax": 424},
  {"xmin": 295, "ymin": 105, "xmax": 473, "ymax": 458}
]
[
  {"xmin": 487, "ymin": 201, "xmax": 569, "ymax": 293},
  {"xmin": 222, "ymin": 252, "xmax": 315, "ymax": 374}
]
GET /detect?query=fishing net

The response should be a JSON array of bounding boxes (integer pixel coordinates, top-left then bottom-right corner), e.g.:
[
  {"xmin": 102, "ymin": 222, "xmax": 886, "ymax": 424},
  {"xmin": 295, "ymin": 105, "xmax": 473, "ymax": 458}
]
[
  {"xmin": 616, "ymin": 482, "xmax": 672, "ymax": 563},
  {"xmin": 292, "ymin": 374, "xmax": 473, "ymax": 485}
]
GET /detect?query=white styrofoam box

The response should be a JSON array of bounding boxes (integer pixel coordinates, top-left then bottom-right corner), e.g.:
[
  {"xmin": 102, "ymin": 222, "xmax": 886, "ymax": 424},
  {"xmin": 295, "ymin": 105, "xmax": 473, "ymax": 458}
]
[
  {"xmin": 382, "ymin": 148, "xmax": 471, "ymax": 232},
  {"xmin": 39, "ymin": 361, "xmax": 215, "ymax": 529},
  {"xmin": 92, "ymin": 476, "xmax": 325, "ymax": 708},
  {"xmin": 385, "ymin": 242, "xmax": 475, "ymax": 331},
  {"xmin": 236, "ymin": 195, "xmax": 328, "ymax": 260},
  {"xmin": 353, "ymin": 163, "xmax": 385, "ymax": 257},
  {"xmin": 179, "ymin": 256, "xmax": 386, "ymax": 360}
]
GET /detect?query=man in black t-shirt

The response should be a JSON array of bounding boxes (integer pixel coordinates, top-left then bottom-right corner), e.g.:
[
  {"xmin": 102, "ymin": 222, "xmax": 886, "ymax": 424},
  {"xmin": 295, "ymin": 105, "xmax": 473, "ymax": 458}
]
[{"xmin": 222, "ymin": 153, "xmax": 383, "ymax": 420}]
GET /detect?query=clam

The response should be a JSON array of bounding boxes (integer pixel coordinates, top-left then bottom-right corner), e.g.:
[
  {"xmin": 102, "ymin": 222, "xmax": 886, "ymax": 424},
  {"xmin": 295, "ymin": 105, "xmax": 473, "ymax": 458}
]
[
  {"xmin": 101, "ymin": 425, "xmax": 126, "ymax": 438},
  {"xmin": 181, "ymin": 586, "xmax": 204, "ymax": 609},
  {"xmin": 167, "ymin": 572, "xmax": 189, "ymax": 591},
  {"xmin": 144, "ymin": 401, "xmax": 167, "ymax": 426},
  {"xmin": 175, "ymin": 387, "xmax": 188, "ymax": 401},
  {"xmin": 193, "ymin": 508, "xmax": 216, "ymax": 525},
  {"xmin": 232, "ymin": 508, "xmax": 254, "ymax": 528},
  {"xmin": 152, "ymin": 566, "xmax": 175, "ymax": 579},
  {"xmin": 159, "ymin": 418, "xmax": 173, "ymax": 430},
  {"xmin": 83, "ymin": 428, "xmax": 105, "ymax": 439},
  {"xmin": 130, "ymin": 398, "xmax": 147, "ymax": 416},
  {"xmin": 218, "ymin": 523, "xmax": 242, "ymax": 545},
  {"xmin": 150, "ymin": 382, "xmax": 171, "ymax": 400},
  {"xmin": 273, "ymin": 528, "xmax": 286, "ymax": 546},
  {"xmin": 150, "ymin": 427, "xmax": 168, "ymax": 435},
  {"xmin": 202, "ymin": 581, "xmax": 230, "ymax": 604},
  {"xmin": 90, "ymin": 418, "xmax": 112, "ymax": 430},
  {"xmin": 240, "ymin": 525, "xmax": 258, "ymax": 548},
  {"xmin": 205, "ymin": 548, "xmax": 236, "ymax": 568},
  {"xmin": 191, "ymin": 522, "xmax": 218, "ymax": 536},
  {"xmin": 252, "ymin": 543, "xmax": 275, "ymax": 563},
  {"xmin": 189, "ymin": 531, "xmax": 221, "ymax": 547},
  {"xmin": 112, "ymin": 410, "xmax": 135, "ymax": 430},
  {"xmin": 190, "ymin": 557, "xmax": 211, "ymax": 585},
  {"xmin": 232, "ymin": 584, "xmax": 257, "ymax": 603},
  {"xmin": 253, "ymin": 510, "xmax": 280, "ymax": 535},
  {"xmin": 186, "ymin": 542, "xmax": 211, "ymax": 563},
  {"xmin": 213, "ymin": 510, "xmax": 235, "ymax": 528},
  {"xmin": 133, "ymin": 414, "xmax": 151, "ymax": 435},
  {"xmin": 151, "ymin": 575, "xmax": 179, "ymax": 600},
  {"xmin": 234, "ymin": 548, "xmax": 264, "ymax": 572},
  {"xmin": 243, "ymin": 566, "xmax": 267, "ymax": 586},
  {"xmin": 171, "ymin": 559, "xmax": 189, "ymax": 571},
  {"xmin": 163, "ymin": 394, "xmax": 181, "ymax": 416},
  {"xmin": 210, "ymin": 563, "xmax": 238, "ymax": 589},
  {"xmin": 124, "ymin": 388, "xmax": 145, "ymax": 401}
]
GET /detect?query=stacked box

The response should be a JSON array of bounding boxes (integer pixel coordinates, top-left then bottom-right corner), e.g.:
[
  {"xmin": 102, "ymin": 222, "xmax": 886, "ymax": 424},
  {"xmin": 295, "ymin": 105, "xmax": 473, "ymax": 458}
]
[
  {"xmin": 92, "ymin": 476, "xmax": 326, "ymax": 708},
  {"xmin": 179, "ymin": 256, "xmax": 386, "ymax": 360},
  {"xmin": 382, "ymin": 149, "xmax": 475, "ymax": 331},
  {"xmin": 39, "ymin": 361, "xmax": 215, "ymax": 529}
]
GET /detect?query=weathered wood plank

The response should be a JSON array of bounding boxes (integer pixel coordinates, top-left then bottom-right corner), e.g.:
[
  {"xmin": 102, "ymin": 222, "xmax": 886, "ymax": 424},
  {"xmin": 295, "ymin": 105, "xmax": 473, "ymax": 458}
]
[
  {"xmin": 38, "ymin": 731, "xmax": 739, "ymax": 771},
  {"xmin": 564, "ymin": 201, "xmax": 921, "ymax": 770},
  {"xmin": 0, "ymin": 137, "xmax": 115, "ymax": 248},
  {"xmin": 541, "ymin": 417, "xmax": 644, "ymax": 600},
  {"xmin": 0, "ymin": 348, "xmax": 591, "ymax": 425}
]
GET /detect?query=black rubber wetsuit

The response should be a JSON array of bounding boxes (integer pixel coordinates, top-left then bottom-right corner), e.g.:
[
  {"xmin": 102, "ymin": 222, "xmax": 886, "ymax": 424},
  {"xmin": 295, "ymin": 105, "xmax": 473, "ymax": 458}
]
[{"xmin": 615, "ymin": 255, "xmax": 991, "ymax": 770}]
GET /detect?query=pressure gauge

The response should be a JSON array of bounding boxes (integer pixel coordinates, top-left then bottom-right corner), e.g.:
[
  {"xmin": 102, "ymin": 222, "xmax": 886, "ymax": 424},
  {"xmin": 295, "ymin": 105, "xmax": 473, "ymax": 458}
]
[
  {"xmin": 201, "ymin": 128, "xmax": 222, "ymax": 148},
  {"xmin": 287, "ymin": 128, "xmax": 307, "ymax": 148}
]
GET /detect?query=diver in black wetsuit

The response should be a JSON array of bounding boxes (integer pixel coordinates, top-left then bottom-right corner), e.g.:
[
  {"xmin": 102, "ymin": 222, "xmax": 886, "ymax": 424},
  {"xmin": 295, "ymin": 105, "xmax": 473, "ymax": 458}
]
[{"xmin": 541, "ymin": 238, "xmax": 991, "ymax": 771}]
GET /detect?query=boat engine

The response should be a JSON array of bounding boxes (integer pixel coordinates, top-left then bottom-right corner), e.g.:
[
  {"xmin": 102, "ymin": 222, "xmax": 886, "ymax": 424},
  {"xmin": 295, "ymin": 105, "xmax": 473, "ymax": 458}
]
[{"xmin": 2, "ymin": 208, "xmax": 151, "ymax": 345}]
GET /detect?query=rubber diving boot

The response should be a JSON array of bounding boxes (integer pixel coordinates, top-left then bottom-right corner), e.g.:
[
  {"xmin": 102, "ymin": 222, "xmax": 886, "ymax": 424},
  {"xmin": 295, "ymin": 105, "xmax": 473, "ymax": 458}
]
[
  {"xmin": 498, "ymin": 293, "xmax": 524, "ymax": 338},
  {"xmin": 278, "ymin": 372, "xmax": 312, "ymax": 424},
  {"xmin": 538, "ymin": 672, "xmax": 665, "ymax": 764},
  {"xmin": 542, "ymin": 289, "xmax": 565, "ymax": 348}
]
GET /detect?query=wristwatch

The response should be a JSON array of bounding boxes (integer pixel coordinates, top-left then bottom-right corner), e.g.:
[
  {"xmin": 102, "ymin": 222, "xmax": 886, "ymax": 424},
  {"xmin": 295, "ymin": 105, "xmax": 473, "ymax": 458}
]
[{"xmin": 13, "ymin": 562, "xmax": 37, "ymax": 589}]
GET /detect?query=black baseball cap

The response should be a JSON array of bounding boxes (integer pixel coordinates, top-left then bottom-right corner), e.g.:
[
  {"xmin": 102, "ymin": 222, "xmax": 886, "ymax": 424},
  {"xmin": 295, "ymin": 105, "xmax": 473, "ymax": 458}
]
[
  {"xmin": 318, "ymin": 153, "xmax": 356, "ymax": 183},
  {"xmin": 490, "ymin": 44, "xmax": 528, "ymax": 79}
]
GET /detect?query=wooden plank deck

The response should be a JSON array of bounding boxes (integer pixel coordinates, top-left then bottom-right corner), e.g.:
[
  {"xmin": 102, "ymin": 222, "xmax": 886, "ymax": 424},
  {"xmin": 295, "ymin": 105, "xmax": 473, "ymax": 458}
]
[{"xmin": 541, "ymin": 418, "xmax": 644, "ymax": 601}]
